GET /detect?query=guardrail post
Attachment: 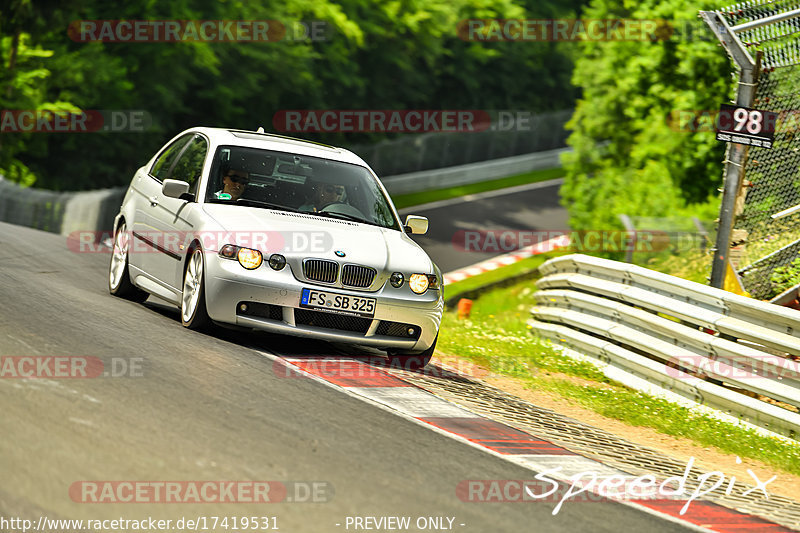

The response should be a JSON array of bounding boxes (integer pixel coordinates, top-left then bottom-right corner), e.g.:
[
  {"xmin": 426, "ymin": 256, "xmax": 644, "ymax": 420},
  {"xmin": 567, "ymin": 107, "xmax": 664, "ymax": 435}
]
[{"xmin": 618, "ymin": 214, "xmax": 636, "ymax": 263}]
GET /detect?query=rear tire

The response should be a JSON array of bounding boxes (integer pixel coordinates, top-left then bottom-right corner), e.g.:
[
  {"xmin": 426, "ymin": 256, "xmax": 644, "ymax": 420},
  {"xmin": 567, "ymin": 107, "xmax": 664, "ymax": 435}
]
[
  {"xmin": 108, "ymin": 222, "xmax": 149, "ymax": 303},
  {"xmin": 387, "ymin": 334, "xmax": 437, "ymax": 371},
  {"xmin": 181, "ymin": 248, "xmax": 211, "ymax": 330}
]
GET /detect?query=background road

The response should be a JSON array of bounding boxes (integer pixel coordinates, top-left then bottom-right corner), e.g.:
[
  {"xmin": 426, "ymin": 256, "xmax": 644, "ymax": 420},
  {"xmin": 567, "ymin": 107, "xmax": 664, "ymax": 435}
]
[
  {"xmin": 397, "ymin": 179, "xmax": 569, "ymax": 272},
  {"xmin": 0, "ymin": 221, "xmax": 691, "ymax": 532}
]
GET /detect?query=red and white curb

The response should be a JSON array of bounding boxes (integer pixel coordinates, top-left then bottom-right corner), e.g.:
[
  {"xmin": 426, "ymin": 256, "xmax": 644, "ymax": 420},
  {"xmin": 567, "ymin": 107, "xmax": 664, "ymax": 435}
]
[
  {"xmin": 265, "ymin": 354, "xmax": 797, "ymax": 533},
  {"xmin": 443, "ymin": 235, "xmax": 569, "ymax": 285}
]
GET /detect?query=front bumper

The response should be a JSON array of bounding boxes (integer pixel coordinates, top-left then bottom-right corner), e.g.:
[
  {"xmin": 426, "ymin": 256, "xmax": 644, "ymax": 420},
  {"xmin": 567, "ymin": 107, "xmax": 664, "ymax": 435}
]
[{"xmin": 203, "ymin": 255, "xmax": 443, "ymax": 352}]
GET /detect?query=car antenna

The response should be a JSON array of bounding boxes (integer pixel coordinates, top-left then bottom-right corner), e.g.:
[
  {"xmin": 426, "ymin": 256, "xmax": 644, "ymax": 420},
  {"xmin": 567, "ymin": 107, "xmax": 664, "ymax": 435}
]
[{"xmin": 256, "ymin": 127, "xmax": 265, "ymax": 133}]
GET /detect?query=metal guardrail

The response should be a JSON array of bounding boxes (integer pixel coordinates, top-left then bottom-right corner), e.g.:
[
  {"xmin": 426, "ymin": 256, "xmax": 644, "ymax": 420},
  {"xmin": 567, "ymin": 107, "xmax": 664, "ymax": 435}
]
[
  {"xmin": 381, "ymin": 148, "xmax": 567, "ymax": 195},
  {"xmin": 0, "ymin": 176, "xmax": 124, "ymax": 237},
  {"xmin": 529, "ymin": 254, "xmax": 800, "ymax": 439}
]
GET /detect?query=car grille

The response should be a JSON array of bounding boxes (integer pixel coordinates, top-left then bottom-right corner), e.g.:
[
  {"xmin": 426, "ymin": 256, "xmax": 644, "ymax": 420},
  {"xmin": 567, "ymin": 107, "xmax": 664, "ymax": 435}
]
[
  {"xmin": 376, "ymin": 320, "xmax": 421, "ymax": 339},
  {"xmin": 294, "ymin": 309, "xmax": 372, "ymax": 334},
  {"xmin": 237, "ymin": 302, "xmax": 283, "ymax": 321},
  {"xmin": 341, "ymin": 265, "xmax": 377, "ymax": 288},
  {"xmin": 303, "ymin": 259, "xmax": 338, "ymax": 283}
]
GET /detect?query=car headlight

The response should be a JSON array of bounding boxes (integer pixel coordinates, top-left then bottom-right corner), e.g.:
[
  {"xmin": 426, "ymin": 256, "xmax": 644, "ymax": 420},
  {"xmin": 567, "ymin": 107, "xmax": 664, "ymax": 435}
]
[
  {"xmin": 237, "ymin": 247, "xmax": 263, "ymax": 270},
  {"xmin": 390, "ymin": 272, "xmax": 404, "ymax": 288},
  {"xmin": 408, "ymin": 273, "xmax": 430, "ymax": 294}
]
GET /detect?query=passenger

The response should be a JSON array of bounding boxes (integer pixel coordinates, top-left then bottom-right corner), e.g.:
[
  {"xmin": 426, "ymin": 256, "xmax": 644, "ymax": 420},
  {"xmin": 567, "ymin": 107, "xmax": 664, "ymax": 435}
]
[{"xmin": 299, "ymin": 180, "xmax": 346, "ymax": 212}]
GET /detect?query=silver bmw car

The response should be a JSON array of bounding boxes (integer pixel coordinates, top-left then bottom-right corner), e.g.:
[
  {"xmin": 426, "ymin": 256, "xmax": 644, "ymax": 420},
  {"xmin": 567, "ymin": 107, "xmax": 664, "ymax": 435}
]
[{"xmin": 108, "ymin": 127, "xmax": 442, "ymax": 368}]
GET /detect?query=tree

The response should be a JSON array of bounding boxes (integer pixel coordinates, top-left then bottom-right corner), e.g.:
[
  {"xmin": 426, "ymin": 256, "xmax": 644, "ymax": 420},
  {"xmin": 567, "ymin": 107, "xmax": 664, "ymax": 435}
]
[
  {"xmin": 561, "ymin": 0, "xmax": 732, "ymax": 233},
  {"xmin": 4, "ymin": 0, "xmax": 588, "ymax": 190}
]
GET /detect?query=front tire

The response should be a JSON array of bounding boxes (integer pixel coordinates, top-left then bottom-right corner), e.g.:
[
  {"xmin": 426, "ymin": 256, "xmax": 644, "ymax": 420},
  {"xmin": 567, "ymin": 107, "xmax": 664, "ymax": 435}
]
[
  {"xmin": 108, "ymin": 222, "xmax": 148, "ymax": 302},
  {"xmin": 181, "ymin": 248, "xmax": 211, "ymax": 329},
  {"xmin": 387, "ymin": 334, "xmax": 437, "ymax": 371}
]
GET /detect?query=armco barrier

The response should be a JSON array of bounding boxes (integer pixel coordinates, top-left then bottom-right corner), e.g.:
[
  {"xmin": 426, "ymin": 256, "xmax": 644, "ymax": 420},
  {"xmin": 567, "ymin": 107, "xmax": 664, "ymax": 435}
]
[
  {"xmin": 0, "ymin": 175, "xmax": 128, "ymax": 237},
  {"xmin": 381, "ymin": 147, "xmax": 568, "ymax": 195},
  {"xmin": 530, "ymin": 253, "xmax": 800, "ymax": 439}
]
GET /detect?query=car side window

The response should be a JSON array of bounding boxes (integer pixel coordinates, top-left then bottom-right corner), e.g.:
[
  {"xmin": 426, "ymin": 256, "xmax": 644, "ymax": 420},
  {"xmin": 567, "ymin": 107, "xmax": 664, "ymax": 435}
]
[
  {"xmin": 170, "ymin": 135, "xmax": 208, "ymax": 192},
  {"xmin": 150, "ymin": 135, "xmax": 193, "ymax": 180}
]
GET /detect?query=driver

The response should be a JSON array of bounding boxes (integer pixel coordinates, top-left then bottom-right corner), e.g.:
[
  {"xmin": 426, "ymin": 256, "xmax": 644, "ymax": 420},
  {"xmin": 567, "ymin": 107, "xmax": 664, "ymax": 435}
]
[
  {"xmin": 299, "ymin": 180, "xmax": 345, "ymax": 212},
  {"xmin": 213, "ymin": 165, "xmax": 250, "ymax": 201}
]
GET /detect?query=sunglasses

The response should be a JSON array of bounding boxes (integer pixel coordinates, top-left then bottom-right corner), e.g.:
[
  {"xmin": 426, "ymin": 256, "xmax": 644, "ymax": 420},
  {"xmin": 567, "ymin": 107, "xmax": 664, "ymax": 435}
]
[
  {"xmin": 227, "ymin": 174, "xmax": 249, "ymax": 184},
  {"xmin": 323, "ymin": 185, "xmax": 344, "ymax": 195}
]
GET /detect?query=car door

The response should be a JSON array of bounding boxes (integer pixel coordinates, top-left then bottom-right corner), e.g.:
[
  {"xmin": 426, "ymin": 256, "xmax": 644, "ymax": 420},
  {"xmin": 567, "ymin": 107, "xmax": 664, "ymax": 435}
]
[
  {"xmin": 129, "ymin": 133, "xmax": 193, "ymax": 275},
  {"xmin": 147, "ymin": 134, "xmax": 209, "ymax": 290}
]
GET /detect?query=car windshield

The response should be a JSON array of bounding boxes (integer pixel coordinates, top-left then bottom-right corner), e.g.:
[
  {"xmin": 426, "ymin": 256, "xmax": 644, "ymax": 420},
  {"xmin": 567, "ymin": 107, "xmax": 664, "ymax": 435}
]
[{"xmin": 205, "ymin": 145, "xmax": 400, "ymax": 230}]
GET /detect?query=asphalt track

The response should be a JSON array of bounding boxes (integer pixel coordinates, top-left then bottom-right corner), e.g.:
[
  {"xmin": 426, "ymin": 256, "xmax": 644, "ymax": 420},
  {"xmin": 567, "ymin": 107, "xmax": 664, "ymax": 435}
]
[
  {"xmin": 0, "ymin": 220, "xmax": 695, "ymax": 532},
  {"xmin": 397, "ymin": 178, "xmax": 569, "ymax": 273}
]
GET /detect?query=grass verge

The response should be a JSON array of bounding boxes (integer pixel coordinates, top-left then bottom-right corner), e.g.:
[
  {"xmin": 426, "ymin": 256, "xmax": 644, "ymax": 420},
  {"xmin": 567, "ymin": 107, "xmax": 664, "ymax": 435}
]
[
  {"xmin": 391, "ymin": 166, "xmax": 563, "ymax": 210},
  {"xmin": 439, "ymin": 262, "xmax": 800, "ymax": 476}
]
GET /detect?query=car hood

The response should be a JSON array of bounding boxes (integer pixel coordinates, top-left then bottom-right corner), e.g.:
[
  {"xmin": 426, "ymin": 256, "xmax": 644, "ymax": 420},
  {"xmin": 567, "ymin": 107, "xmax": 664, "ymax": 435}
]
[{"xmin": 202, "ymin": 204, "xmax": 434, "ymax": 273}]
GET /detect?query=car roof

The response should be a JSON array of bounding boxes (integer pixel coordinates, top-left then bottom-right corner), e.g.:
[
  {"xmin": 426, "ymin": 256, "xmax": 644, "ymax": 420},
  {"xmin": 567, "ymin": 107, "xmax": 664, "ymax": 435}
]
[{"xmin": 188, "ymin": 127, "xmax": 366, "ymax": 167}]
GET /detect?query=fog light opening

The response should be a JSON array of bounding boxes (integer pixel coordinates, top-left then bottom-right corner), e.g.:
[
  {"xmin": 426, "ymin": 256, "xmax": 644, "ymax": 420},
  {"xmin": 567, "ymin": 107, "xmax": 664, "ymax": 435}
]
[
  {"xmin": 269, "ymin": 254, "xmax": 287, "ymax": 271},
  {"xmin": 390, "ymin": 272, "xmax": 404, "ymax": 288}
]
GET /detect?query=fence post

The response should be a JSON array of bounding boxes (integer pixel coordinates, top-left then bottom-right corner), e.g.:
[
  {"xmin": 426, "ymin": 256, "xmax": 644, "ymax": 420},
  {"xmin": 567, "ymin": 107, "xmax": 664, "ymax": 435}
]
[{"xmin": 700, "ymin": 10, "xmax": 760, "ymax": 289}]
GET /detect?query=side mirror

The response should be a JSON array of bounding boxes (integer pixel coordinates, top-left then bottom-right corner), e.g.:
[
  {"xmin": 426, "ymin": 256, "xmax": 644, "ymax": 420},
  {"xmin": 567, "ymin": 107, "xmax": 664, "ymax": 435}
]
[
  {"xmin": 162, "ymin": 179, "xmax": 191, "ymax": 199},
  {"xmin": 404, "ymin": 215, "xmax": 429, "ymax": 235}
]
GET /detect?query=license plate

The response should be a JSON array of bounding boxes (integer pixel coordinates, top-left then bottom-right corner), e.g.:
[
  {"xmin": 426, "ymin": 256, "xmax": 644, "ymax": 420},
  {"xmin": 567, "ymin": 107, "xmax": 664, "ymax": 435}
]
[{"xmin": 300, "ymin": 288, "xmax": 376, "ymax": 318}]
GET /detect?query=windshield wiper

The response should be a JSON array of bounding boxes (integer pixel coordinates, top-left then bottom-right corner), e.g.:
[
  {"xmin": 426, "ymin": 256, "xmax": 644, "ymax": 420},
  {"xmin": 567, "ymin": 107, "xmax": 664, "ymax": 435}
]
[
  {"xmin": 234, "ymin": 199, "xmax": 300, "ymax": 212},
  {"xmin": 309, "ymin": 210, "xmax": 374, "ymax": 225}
]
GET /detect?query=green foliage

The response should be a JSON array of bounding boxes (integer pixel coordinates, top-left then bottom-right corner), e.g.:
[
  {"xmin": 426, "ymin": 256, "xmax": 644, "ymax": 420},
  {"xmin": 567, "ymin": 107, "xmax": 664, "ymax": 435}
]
[
  {"xmin": 0, "ymin": 34, "xmax": 81, "ymax": 185},
  {"xmin": 770, "ymin": 256, "xmax": 800, "ymax": 296},
  {"xmin": 1, "ymin": 0, "xmax": 585, "ymax": 190},
  {"xmin": 561, "ymin": 0, "xmax": 733, "ymax": 237}
]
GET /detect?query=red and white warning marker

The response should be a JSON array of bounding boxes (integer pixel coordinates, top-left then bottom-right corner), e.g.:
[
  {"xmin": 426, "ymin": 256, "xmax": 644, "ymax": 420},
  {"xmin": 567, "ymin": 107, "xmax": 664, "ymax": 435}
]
[{"xmin": 443, "ymin": 234, "xmax": 569, "ymax": 285}]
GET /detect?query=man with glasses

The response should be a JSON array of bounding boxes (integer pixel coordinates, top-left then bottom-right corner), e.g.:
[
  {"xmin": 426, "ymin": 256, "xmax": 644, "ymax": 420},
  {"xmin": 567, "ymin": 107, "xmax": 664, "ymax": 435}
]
[
  {"xmin": 213, "ymin": 165, "xmax": 250, "ymax": 201},
  {"xmin": 299, "ymin": 180, "xmax": 346, "ymax": 212}
]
